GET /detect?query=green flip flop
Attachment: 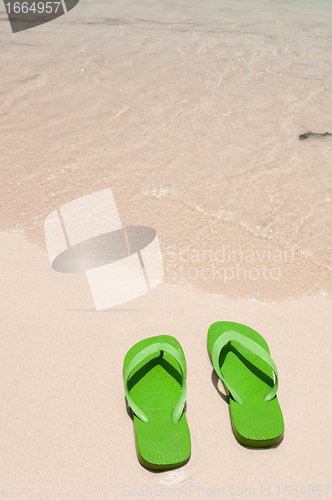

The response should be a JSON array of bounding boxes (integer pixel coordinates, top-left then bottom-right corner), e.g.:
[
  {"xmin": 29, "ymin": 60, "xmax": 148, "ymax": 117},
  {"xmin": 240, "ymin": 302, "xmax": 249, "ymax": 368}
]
[
  {"xmin": 207, "ymin": 321, "xmax": 284, "ymax": 448},
  {"xmin": 123, "ymin": 335, "xmax": 191, "ymax": 470}
]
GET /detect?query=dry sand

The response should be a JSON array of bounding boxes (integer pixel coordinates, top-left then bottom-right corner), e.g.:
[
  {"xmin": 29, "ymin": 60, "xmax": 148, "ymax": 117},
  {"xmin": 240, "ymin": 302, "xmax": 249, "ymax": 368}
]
[{"xmin": 0, "ymin": 231, "xmax": 331, "ymax": 500}]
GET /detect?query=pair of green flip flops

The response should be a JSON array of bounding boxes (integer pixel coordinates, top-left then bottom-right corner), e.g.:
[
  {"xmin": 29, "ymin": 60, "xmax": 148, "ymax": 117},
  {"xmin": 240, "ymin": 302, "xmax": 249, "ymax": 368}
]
[{"xmin": 123, "ymin": 321, "xmax": 284, "ymax": 471}]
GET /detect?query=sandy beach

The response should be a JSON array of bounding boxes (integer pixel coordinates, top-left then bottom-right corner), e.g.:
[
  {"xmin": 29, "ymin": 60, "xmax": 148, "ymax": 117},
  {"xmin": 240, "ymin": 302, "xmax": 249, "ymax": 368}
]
[
  {"xmin": 0, "ymin": 232, "xmax": 331, "ymax": 500},
  {"xmin": 1, "ymin": 0, "xmax": 332, "ymax": 497}
]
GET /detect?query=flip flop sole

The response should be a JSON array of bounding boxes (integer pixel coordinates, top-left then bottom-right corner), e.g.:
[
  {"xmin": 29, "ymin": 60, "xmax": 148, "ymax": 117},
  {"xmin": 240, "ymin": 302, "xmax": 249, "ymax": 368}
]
[
  {"xmin": 124, "ymin": 335, "xmax": 191, "ymax": 470},
  {"xmin": 208, "ymin": 322, "xmax": 284, "ymax": 448}
]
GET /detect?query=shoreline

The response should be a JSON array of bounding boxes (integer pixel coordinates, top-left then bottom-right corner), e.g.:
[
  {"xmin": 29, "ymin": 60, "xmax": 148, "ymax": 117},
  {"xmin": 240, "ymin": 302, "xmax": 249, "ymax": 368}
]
[{"xmin": 5, "ymin": 192, "xmax": 332, "ymax": 303}]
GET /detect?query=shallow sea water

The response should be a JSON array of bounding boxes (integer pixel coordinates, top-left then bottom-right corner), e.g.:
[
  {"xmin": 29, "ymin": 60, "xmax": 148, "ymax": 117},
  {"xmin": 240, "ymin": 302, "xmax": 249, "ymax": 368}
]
[{"xmin": 1, "ymin": 0, "xmax": 332, "ymax": 299}]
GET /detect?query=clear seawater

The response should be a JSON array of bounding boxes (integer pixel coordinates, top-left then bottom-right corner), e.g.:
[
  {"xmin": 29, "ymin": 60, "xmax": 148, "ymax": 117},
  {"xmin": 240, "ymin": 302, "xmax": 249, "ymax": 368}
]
[{"xmin": 1, "ymin": 0, "xmax": 332, "ymax": 283}]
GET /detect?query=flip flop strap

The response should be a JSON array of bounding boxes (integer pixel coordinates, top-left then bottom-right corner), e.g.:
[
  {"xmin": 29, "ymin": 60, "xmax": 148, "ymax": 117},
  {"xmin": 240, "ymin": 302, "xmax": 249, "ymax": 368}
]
[
  {"xmin": 212, "ymin": 330, "xmax": 278, "ymax": 405},
  {"xmin": 124, "ymin": 342, "xmax": 187, "ymax": 423}
]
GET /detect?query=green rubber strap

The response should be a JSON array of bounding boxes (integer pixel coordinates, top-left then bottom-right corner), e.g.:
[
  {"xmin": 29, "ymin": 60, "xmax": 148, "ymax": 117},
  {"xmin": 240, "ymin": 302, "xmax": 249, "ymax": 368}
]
[
  {"xmin": 124, "ymin": 342, "xmax": 187, "ymax": 423},
  {"xmin": 212, "ymin": 330, "xmax": 278, "ymax": 405}
]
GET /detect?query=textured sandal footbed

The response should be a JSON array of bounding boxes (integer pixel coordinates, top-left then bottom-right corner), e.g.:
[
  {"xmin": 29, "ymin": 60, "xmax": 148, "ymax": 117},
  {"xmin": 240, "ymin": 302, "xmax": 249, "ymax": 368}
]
[
  {"xmin": 123, "ymin": 335, "xmax": 191, "ymax": 470},
  {"xmin": 208, "ymin": 322, "xmax": 284, "ymax": 447}
]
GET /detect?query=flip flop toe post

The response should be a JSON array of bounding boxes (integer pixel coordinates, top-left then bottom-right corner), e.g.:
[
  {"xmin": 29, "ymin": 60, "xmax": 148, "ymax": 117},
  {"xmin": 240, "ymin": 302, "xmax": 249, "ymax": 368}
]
[
  {"xmin": 208, "ymin": 321, "xmax": 284, "ymax": 448},
  {"xmin": 123, "ymin": 335, "xmax": 191, "ymax": 470}
]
